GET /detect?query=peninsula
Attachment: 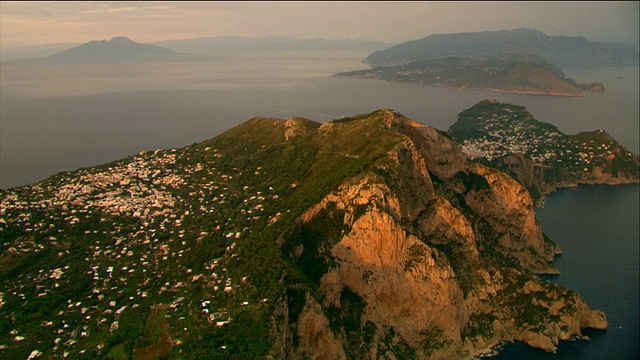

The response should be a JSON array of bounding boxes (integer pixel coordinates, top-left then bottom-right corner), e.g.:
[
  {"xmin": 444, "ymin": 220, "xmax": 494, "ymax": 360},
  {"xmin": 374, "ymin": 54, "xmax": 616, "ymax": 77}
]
[
  {"xmin": 449, "ymin": 99, "xmax": 639, "ymax": 201},
  {"xmin": 334, "ymin": 56, "xmax": 605, "ymax": 97}
]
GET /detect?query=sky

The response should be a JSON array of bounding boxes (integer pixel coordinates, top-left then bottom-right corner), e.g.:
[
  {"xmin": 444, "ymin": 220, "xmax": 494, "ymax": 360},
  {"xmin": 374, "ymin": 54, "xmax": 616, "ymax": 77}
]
[{"xmin": 0, "ymin": 1, "xmax": 638, "ymax": 48}]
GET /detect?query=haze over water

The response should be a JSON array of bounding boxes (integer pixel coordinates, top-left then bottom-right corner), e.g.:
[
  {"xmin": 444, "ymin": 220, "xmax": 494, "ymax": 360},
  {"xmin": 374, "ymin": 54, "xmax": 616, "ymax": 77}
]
[{"xmin": 1, "ymin": 58, "xmax": 638, "ymax": 190}]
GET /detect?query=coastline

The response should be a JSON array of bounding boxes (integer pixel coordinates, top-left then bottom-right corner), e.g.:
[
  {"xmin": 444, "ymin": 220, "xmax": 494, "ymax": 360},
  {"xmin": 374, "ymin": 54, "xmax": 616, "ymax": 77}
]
[
  {"xmin": 491, "ymin": 183, "xmax": 639, "ymax": 359},
  {"xmin": 332, "ymin": 75, "xmax": 588, "ymax": 97},
  {"xmin": 473, "ymin": 340, "xmax": 509, "ymax": 359},
  {"xmin": 534, "ymin": 177, "xmax": 640, "ymax": 208}
]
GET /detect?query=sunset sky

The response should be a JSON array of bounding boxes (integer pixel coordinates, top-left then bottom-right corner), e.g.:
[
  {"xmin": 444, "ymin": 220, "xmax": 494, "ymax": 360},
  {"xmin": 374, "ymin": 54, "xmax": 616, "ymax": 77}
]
[{"xmin": 1, "ymin": 1, "xmax": 638, "ymax": 48}]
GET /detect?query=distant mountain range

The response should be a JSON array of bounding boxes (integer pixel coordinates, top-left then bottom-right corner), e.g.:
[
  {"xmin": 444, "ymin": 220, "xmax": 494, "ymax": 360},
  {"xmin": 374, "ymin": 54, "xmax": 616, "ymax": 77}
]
[
  {"xmin": 154, "ymin": 36, "xmax": 391, "ymax": 56},
  {"xmin": 0, "ymin": 36, "xmax": 391, "ymax": 64},
  {"xmin": 0, "ymin": 43, "xmax": 79, "ymax": 62},
  {"xmin": 334, "ymin": 54, "xmax": 606, "ymax": 97},
  {"xmin": 364, "ymin": 28, "xmax": 639, "ymax": 68},
  {"xmin": 1, "ymin": 37, "xmax": 198, "ymax": 65}
]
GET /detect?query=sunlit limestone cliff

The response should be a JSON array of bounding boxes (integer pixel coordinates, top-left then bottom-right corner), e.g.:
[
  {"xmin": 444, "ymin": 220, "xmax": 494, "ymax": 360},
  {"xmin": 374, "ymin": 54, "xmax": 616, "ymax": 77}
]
[{"xmin": 0, "ymin": 110, "xmax": 606, "ymax": 359}]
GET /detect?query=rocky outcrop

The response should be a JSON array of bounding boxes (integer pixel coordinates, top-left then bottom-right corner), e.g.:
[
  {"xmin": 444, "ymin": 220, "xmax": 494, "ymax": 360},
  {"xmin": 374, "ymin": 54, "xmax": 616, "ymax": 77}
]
[
  {"xmin": 278, "ymin": 110, "xmax": 606, "ymax": 359},
  {"xmin": 494, "ymin": 153, "xmax": 545, "ymax": 190},
  {"xmin": 466, "ymin": 164, "xmax": 559, "ymax": 274},
  {"xmin": 571, "ymin": 80, "xmax": 606, "ymax": 93},
  {"xmin": 295, "ymin": 294, "xmax": 347, "ymax": 360},
  {"xmin": 284, "ymin": 118, "xmax": 308, "ymax": 141}
]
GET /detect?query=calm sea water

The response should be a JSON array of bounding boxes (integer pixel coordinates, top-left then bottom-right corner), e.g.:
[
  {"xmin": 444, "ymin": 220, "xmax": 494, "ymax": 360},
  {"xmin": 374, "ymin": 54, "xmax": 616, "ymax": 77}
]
[
  {"xmin": 493, "ymin": 184, "xmax": 639, "ymax": 360},
  {"xmin": 0, "ymin": 59, "xmax": 637, "ymax": 189}
]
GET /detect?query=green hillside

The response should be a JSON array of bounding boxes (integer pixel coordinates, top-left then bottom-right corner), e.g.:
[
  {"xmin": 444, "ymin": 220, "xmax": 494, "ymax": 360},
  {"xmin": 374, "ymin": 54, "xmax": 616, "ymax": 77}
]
[{"xmin": 0, "ymin": 109, "xmax": 613, "ymax": 359}]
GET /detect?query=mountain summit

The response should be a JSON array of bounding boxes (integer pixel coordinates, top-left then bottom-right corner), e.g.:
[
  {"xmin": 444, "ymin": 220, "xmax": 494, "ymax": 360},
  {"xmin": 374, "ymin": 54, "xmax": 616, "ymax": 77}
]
[
  {"xmin": 6, "ymin": 36, "xmax": 195, "ymax": 65},
  {"xmin": 0, "ymin": 109, "xmax": 610, "ymax": 359}
]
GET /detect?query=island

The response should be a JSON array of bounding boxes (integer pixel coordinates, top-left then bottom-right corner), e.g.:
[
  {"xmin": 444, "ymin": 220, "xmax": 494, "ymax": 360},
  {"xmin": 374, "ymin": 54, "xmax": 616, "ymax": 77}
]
[
  {"xmin": 362, "ymin": 28, "xmax": 639, "ymax": 68},
  {"xmin": 0, "ymin": 109, "xmax": 611, "ymax": 359},
  {"xmin": 334, "ymin": 56, "xmax": 605, "ymax": 97}
]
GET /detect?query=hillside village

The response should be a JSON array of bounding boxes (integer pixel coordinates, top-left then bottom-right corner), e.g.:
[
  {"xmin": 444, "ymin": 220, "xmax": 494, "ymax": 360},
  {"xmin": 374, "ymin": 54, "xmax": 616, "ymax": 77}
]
[
  {"xmin": 449, "ymin": 99, "xmax": 638, "ymax": 177},
  {"xmin": 0, "ymin": 144, "xmax": 283, "ymax": 358}
]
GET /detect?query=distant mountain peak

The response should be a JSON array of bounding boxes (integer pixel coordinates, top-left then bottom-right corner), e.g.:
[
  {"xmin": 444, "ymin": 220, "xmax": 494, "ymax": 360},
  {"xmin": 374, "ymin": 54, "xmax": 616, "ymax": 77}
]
[
  {"xmin": 511, "ymin": 27, "xmax": 547, "ymax": 34},
  {"xmin": 4, "ymin": 36, "xmax": 197, "ymax": 65},
  {"xmin": 108, "ymin": 36, "xmax": 136, "ymax": 43}
]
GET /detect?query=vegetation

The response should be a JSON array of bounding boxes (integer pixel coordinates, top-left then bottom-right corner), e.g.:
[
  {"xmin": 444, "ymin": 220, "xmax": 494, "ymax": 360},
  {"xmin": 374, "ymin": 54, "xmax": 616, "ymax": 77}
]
[
  {"xmin": 335, "ymin": 56, "xmax": 604, "ymax": 96},
  {"xmin": 461, "ymin": 313, "xmax": 496, "ymax": 343},
  {"xmin": 0, "ymin": 107, "xmax": 613, "ymax": 359},
  {"xmin": 449, "ymin": 99, "xmax": 639, "ymax": 198}
]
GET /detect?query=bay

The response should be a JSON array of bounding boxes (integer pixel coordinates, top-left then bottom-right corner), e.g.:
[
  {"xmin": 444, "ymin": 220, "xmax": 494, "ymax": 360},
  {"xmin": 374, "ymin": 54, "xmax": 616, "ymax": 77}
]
[{"xmin": 493, "ymin": 184, "xmax": 639, "ymax": 359}]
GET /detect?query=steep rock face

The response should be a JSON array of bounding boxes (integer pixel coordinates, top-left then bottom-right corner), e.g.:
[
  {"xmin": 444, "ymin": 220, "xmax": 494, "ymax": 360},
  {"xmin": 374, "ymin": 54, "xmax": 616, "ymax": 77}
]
[
  {"xmin": 279, "ymin": 110, "xmax": 606, "ymax": 359},
  {"xmin": 271, "ymin": 290, "xmax": 346, "ymax": 360},
  {"xmin": 416, "ymin": 197, "xmax": 479, "ymax": 261},
  {"xmin": 467, "ymin": 164, "xmax": 559, "ymax": 273},
  {"xmin": 494, "ymin": 153, "xmax": 546, "ymax": 190},
  {"xmin": 385, "ymin": 111, "xmax": 558, "ymax": 274},
  {"xmin": 295, "ymin": 294, "xmax": 347, "ymax": 360},
  {"xmin": 383, "ymin": 112, "xmax": 469, "ymax": 180}
]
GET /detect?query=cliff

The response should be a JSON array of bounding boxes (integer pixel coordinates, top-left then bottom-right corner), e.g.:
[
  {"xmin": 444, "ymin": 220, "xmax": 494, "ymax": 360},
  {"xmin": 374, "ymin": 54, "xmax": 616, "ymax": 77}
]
[
  {"xmin": 0, "ymin": 110, "xmax": 607, "ymax": 359},
  {"xmin": 274, "ymin": 110, "xmax": 606, "ymax": 358}
]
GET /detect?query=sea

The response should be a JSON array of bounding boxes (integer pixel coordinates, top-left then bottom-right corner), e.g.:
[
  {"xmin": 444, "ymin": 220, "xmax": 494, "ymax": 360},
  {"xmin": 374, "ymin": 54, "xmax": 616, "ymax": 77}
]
[
  {"xmin": 493, "ymin": 184, "xmax": 640, "ymax": 360},
  {"xmin": 1, "ymin": 56, "xmax": 638, "ymax": 190},
  {"xmin": 0, "ymin": 53, "xmax": 638, "ymax": 359}
]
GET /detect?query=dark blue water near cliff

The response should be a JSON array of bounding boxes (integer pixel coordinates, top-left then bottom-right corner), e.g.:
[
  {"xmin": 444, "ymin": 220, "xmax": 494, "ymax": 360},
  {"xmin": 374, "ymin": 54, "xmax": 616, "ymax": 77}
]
[{"xmin": 493, "ymin": 184, "xmax": 639, "ymax": 360}]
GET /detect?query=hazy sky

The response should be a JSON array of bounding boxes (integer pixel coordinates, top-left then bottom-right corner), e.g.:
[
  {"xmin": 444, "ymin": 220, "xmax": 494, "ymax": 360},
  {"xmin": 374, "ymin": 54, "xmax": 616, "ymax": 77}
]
[{"xmin": 0, "ymin": 1, "xmax": 638, "ymax": 48}]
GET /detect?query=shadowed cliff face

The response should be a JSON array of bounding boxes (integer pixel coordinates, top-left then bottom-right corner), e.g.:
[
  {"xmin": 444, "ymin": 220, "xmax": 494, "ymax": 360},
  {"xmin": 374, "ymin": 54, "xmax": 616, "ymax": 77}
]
[
  {"xmin": 387, "ymin": 111, "xmax": 558, "ymax": 273},
  {"xmin": 278, "ymin": 110, "xmax": 606, "ymax": 359}
]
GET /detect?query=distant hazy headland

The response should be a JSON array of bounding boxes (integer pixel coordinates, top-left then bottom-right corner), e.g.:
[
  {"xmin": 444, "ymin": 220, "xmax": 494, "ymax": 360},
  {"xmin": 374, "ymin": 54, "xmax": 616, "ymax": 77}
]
[{"xmin": 335, "ymin": 28, "xmax": 637, "ymax": 96}]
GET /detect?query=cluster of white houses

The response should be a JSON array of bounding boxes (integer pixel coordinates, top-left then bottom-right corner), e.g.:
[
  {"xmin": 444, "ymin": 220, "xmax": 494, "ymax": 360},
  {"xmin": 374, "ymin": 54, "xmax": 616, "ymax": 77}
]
[
  {"xmin": 457, "ymin": 114, "xmax": 622, "ymax": 170},
  {"xmin": 0, "ymin": 146, "xmax": 281, "ymax": 357}
]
